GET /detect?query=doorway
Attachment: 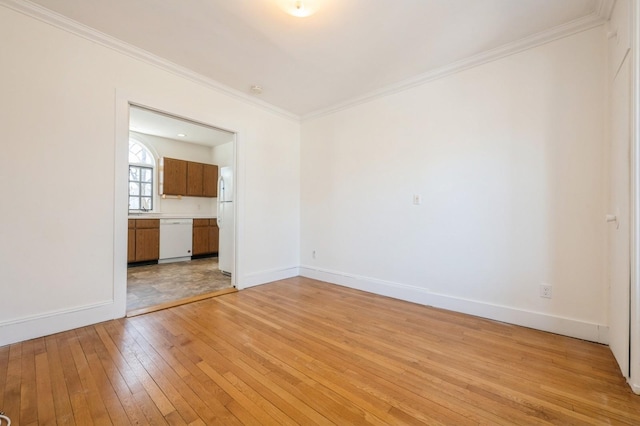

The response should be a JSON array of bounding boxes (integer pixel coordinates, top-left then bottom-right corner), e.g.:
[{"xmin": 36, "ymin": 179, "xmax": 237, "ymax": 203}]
[{"xmin": 125, "ymin": 105, "xmax": 237, "ymax": 315}]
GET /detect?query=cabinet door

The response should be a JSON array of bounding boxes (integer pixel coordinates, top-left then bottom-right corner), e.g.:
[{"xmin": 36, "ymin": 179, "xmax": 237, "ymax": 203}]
[
  {"xmin": 192, "ymin": 224, "xmax": 209, "ymax": 255},
  {"xmin": 135, "ymin": 228, "xmax": 159, "ymax": 261},
  {"xmin": 163, "ymin": 158, "xmax": 187, "ymax": 195},
  {"xmin": 136, "ymin": 219, "xmax": 159, "ymax": 229},
  {"xmin": 203, "ymin": 164, "xmax": 218, "ymax": 197},
  {"xmin": 127, "ymin": 228, "xmax": 136, "ymax": 263},
  {"xmin": 209, "ymin": 222, "xmax": 219, "ymax": 253},
  {"xmin": 187, "ymin": 162, "xmax": 204, "ymax": 196}
]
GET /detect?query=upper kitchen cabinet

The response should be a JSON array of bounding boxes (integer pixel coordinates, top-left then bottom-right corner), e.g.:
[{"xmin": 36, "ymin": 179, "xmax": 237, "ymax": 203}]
[
  {"xmin": 161, "ymin": 157, "xmax": 218, "ymax": 197},
  {"xmin": 161, "ymin": 157, "xmax": 187, "ymax": 196},
  {"xmin": 187, "ymin": 162, "xmax": 204, "ymax": 196},
  {"xmin": 202, "ymin": 164, "xmax": 218, "ymax": 197}
]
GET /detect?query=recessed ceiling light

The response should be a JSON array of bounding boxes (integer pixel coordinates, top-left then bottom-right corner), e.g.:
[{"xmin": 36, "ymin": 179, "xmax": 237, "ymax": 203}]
[
  {"xmin": 250, "ymin": 85, "xmax": 263, "ymax": 95},
  {"xmin": 177, "ymin": 133, "xmax": 186, "ymax": 137},
  {"xmin": 277, "ymin": 0, "xmax": 319, "ymax": 17}
]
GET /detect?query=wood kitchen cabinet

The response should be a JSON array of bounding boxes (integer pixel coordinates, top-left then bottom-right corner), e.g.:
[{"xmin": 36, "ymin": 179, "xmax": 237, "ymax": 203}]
[
  {"xmin": 202, "ymin": 164, "xmax": 218, "ymax": 197},
  {"xmin": 208, "ymin": 219, "xmax": 219, "ymax": 253},
  {"xmin": 162, "ymin": 157, "xmax": 187, "ymax": 196},
  {"xmin": 128, "ymin": 219, "xmax": 160, "ymax": 263},
  {"xmin": 192, "ymin": 219, "xmax": 210, "ymax": 255},
  {"xmin": 187, "ymin": 162, "xmax": 204, "ymax": 196},
  {"xmin": 127, "ymin": 220, "xmax": 136, "ymax": 263},
  {"xmin": 161, "ymin": 157, "xmax": 217, "ymax": 197},
  {"xmin": 192, "ymin": 218, "xmax": 219, "ymax": 256}
]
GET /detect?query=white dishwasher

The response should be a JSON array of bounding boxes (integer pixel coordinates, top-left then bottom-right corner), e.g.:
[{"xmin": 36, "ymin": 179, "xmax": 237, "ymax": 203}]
[{"xmin": 159, "ymin": 218, "xmax": 193, "ymax": 263}]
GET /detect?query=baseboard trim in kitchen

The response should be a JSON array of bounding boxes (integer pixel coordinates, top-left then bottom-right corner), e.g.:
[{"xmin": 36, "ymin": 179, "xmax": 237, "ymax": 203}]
[
  {"xmin": 127, "ymin": 260, "xmax": 159, "ymax": 268},
  {"xmin": 126, "ymin": 287, "xmax": 237, "ymax": 317}
]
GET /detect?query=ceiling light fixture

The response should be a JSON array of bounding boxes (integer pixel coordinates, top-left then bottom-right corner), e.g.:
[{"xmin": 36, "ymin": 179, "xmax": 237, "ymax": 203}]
[
  {"xmin": 177, "ymin": 133, "xmax": 186, "ymax": 137},
  {"xmin": 250, "ymin": 85, "xmax": 263, "ymax": 95},
  {"xmin": 277, "ymin": 0, "xmax": 319, "ymax": 18}
]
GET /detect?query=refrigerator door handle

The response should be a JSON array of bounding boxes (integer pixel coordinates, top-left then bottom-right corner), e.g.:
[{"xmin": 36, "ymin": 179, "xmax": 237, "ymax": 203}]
[
  {"xmin": 218, "ymin": 175, "xmax": 225, "ymax": 200},
  {"xmin": 217, "ymin": 176, "xmax": 223, "ymax": 227}
]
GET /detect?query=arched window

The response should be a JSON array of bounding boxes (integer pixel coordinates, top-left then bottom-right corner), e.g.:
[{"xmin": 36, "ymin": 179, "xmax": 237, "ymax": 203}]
[{"xmin": 128, "ymin": 139, "xmax": 155, "ymax": 211}]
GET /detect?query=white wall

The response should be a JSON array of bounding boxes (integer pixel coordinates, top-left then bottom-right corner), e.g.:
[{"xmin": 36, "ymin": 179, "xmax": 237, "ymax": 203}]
[
  {"xmin": 130, "ymin": 131, "xmax": 217, "ymax": 216},
  {"xmin": 0, "ymin": 5, "xmax": 300, "ymax": 346},
  {"xmin": 212, "ymin": 142, "xmax": 234, "ymax": 169},
  {"xmin": 0, "ymin": 2, "xmax": 609, "ymax": 347},
  {"xmin": 300, "ymin": 27, "xmax": 608, "ymax": 342}
]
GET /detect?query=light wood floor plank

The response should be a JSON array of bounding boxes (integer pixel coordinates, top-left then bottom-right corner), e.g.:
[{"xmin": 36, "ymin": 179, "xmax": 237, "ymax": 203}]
[
  {"xmin": 0, "ymin": 345, "xmax": 9, "ymax": 409},
  {"xmin": 125, "ymin": 318, "xmax": 242, "ymax": 425},
  {"xmin": 19, "ymin": 339, "xmax": 38, "ymax": 425},
  {"xmin": 235, "ymin": 289, "xmax": 525, "ymax": 424},
  {"xmin": 133, "ymin": 312, "xmax": 329, "ymax": 425},
  {"xmin": 57, "ymin": 331, "xmax": 95, "ymax": 425},
  {"xmin": 101, "ymin": 321, "xmax": 174, "ymax": 423},
  {"xmin": 2, "ymin": 277, "xmax": 640, "ymax": 425},
  {"xmin": 34, "ymin": 351, "xmax": 56, "ymax": 426},
  {"xmin": 4, "ymin": 344, "xmax": 22, "ymax": 425},
  {"xmin": 44, "ymin": 334, "xmax": 76, "ymax": 425}
]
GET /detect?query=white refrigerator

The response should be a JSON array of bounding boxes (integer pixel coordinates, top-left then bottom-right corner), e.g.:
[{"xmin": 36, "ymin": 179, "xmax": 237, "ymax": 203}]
[{"xmin": 217, "ymin": 167, "xmax": 234, "ymax": 276}]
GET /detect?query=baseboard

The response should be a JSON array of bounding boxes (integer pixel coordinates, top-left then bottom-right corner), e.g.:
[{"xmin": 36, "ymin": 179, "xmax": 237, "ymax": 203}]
[
  {"xmin": 239, "ymin": 266, "xmax": 300, "ymax": 289},
  {"xmin": 1, "ymin": 265, "xmax": 608, "ymax": 347},
  {"xmin": 299, "ymin": 266, "xmax": 609, "ymax": 344},
  {"xmin": 0, "ymin": 300, "xmax": 118, "ymax": 347}
]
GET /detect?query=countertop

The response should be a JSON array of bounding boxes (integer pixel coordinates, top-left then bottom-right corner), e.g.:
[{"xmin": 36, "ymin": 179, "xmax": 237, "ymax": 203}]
[{"xmin": 128, "ymin": 213, "xmax": 216, "ymax": 220}]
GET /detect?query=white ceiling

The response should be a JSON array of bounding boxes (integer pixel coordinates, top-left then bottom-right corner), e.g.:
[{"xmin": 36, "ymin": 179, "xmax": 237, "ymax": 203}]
[
  {"xmin": 26, "ymin": 0, "xmax": 604, "ymax": 117},
  {"xmin": 130, "ymin": 105, "xmax": 235, "ymax": 147}
]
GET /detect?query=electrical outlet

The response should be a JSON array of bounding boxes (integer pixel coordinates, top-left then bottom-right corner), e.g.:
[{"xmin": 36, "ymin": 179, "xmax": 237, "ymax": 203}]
[
  {"xmin": 312, "ymin": 250, "xmax": 316, "ymax": 259},
  {"xmin": 540, "ymin": 284, "xmax": 552, "ymax": 299},
  {"xmin": 413, "ymin": 194, "xmax": 422, "ymax": 205}
]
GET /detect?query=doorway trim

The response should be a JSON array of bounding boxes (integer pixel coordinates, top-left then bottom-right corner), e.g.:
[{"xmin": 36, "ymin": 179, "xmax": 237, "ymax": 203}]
[
  {"xmin": 114, "ymin": 89, "xmax": 242, "ymax": 318},
  {"xmin": 630, "ymin": 0, "xmax": 640, "ymax": 394}
]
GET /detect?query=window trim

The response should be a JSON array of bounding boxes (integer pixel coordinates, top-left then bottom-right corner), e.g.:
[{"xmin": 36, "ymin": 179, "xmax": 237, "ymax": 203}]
[{"xmin": 128, "ymin": 137, "xmax": 156, "ymax": 213}]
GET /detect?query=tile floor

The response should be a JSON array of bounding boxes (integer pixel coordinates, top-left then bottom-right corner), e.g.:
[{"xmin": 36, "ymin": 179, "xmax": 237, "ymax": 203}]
[{"xmin": 127, "ymin": 257, "xmax": 232, "ymax": 311}]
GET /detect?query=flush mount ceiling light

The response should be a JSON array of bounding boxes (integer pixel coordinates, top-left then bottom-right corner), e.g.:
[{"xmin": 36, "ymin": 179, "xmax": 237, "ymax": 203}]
[
  {"xmin": 276, "ymin": 0, "xmax": 320, "ymax": 18},
  {"xmin": 250, "ymin": 85, "xmax": 263, "ymax": 95},
  {"xmin": 177, "ymin": 133, "xmax": 186, "ymax": 137}
]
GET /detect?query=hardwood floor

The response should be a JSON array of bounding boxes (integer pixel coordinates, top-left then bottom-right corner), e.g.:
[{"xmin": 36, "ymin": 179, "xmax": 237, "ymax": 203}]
[{"xmin": 2, "ymin": 276, "xmax": 640, "ymax": 425}]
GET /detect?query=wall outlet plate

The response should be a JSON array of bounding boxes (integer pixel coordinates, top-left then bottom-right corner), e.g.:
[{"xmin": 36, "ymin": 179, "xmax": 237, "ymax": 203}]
[{"xmin": 540, "ymin": 284, "xmax": 552, "ymax": 299}]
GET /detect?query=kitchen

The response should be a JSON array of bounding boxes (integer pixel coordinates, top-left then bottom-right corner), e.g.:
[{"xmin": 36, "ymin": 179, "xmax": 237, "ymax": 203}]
[{"xmin": 126, "ymin": 105, "xmax": 235, "ymax": 314}]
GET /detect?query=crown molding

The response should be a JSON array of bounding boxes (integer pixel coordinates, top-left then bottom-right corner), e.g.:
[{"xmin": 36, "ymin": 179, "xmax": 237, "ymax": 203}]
[
  {"xmin": 303, "ymin": 9, "xmax": 609, "ymax": 121},
  {"xmin": 596, "ymin": 0, "xmax": 616, "ymax": 20},
  {"xmin": 2, "ymin": 0, "xmax": 612, "ymax": 123},
  {"xmin": 0, "ymin": 0, "xmax": 300, "ymax": 122}
]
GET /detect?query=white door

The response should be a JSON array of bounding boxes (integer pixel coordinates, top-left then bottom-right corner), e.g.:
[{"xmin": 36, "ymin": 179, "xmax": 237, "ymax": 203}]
[{"xmin": 608, "ymin": 54, "xmax": 631, "ymax": 378}]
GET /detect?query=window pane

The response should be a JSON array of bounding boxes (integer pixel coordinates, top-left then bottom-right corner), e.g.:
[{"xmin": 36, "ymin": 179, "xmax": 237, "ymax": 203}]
[
  {"xmin": 128, "ymin": 140, "xmax": 154, "ymax": 213},
  {"xmin": 129, "ymin": 140, "xmax": 154, "ymax": 165},
  {"xmin": 129, "ymin": 182, "xmax": 140, "ymax": 195},
  {"xmin": 140, "ymin": 150, "xmax": 149, "ymax": 164},
  {"xmin": 141, "ymin": 197, "xmax": 152, "ymax": 210},
  {"xmin": 141, "ymin": 168, "xmax": 152, "ymax": 182},
  {"xmin": 129, "ymin": 197, "xmax": 139, "ymax": 210},
  {"xmin": 129, "ymin": 167, "xmax": 140, "ymax": 181}
]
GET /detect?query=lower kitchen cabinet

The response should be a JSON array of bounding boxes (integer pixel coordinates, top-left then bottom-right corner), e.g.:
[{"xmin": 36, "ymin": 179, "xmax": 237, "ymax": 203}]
[
  {"xmin": 128, "ymin": 220, "xmax": 136, "ymax": 263},
  {"xmin": 128, "ymin": 219, "xmax": 160, "ymax": 263},
  {"xmin": 192, "ymin": 218, "xmax": 219, "ymax": 256},
  {"xmin": 208, "ymin": 219, "xmax": 219, "ymax": 253}
]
